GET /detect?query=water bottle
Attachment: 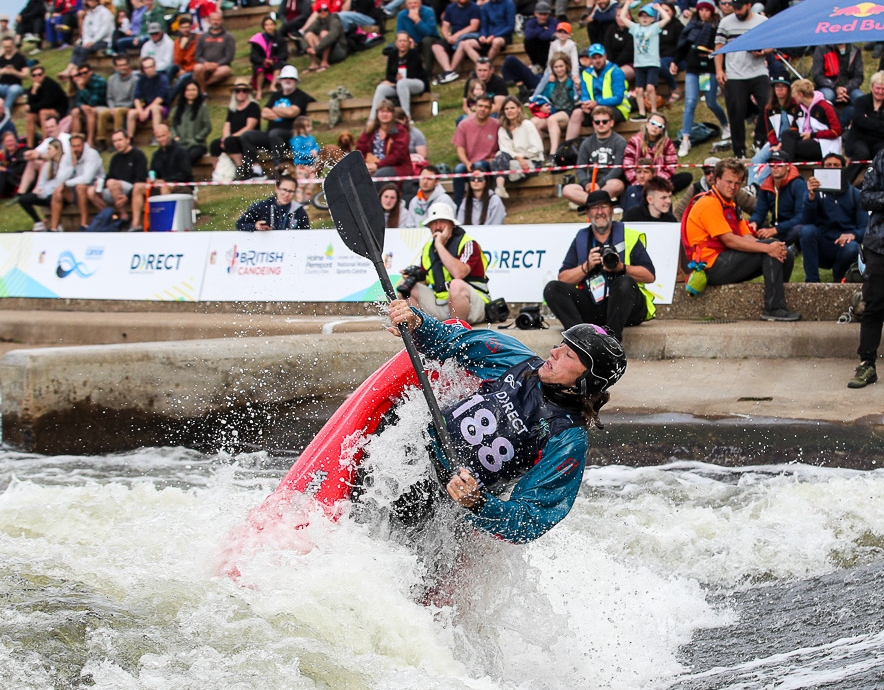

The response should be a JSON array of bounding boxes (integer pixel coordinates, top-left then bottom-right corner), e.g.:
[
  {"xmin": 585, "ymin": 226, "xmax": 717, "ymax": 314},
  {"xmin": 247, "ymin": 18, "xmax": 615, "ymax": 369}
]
[{"xmin": 95, "ymin": 176, "xmax": 105, "ymax": 194}]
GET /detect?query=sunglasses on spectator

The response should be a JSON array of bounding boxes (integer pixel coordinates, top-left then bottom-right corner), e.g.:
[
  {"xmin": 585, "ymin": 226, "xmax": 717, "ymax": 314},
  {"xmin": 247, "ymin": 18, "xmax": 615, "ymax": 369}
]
[
  {"xmin": 593, "ymin": 118, "xmax": 611, "ymax": 125},
  {"xmin": 234, "ymin": 87, "xmax": 250, "ymax": 92},
  {"xmin": 647, "ymin": 120, "xmax": 666, "ymax": 128},
  {"xmin": 476, "ymin": 57, "xmax": 491, "ymax": 64},
  {"xmin": 77, "ymin": 70, "xmax": 90, "ymax": 76},
  {"xmin": 32, "ymin": 70, "xmax": 44, "ymax": 76}
]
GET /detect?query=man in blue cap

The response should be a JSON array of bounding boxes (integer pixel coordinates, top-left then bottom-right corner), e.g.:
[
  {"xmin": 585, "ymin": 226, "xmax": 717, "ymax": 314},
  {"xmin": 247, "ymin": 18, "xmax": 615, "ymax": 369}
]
[{"xmin": 565, "ymin": 43, "xmax": 631, "ymax": 140}]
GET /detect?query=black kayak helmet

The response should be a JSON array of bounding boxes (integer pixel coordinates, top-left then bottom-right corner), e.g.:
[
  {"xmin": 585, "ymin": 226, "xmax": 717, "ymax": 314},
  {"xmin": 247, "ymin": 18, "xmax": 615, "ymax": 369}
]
[{"xmin": 561, "ymin": 324, "xmax": 627, "ymax": 396}]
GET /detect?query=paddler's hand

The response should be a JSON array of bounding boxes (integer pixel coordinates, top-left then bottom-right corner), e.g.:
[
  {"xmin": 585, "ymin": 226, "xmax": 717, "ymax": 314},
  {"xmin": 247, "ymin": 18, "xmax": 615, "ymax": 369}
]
[
  {"xmin": 447, "ymin": 468, "xmax": 484, "ymax": 509},
  {"xmin": 386, "ymin": 298, "xmax": 421, "ymax": 336}
]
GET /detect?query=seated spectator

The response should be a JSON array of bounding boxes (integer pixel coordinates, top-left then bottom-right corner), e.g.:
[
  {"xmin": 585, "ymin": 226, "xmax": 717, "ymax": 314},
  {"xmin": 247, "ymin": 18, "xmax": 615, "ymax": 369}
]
[
  {"xmin": 675, "ymin": 156, "xmax": 758, "ymax": 220},
  {"xmin": 396, "ymin": 0, "xmax": 455, "ymax": 82},
  {"xmin": 140, "ymin": 22, "xmax": 174, "ymax": 72},
  {"xmin": 97, "ymin": 55, "xmax": 137, "ymax": 150},
  {"xmin": 112, "ymin": 8, "xmax": 133, "ymax": 52},
  {"xmin": 49, "ymin": 132, "xmax": 103, "ymax": 232},
  {"xmin": 114, "ymin": 0, "xmax": 149, "ymax": 53},
  {"xmin": 188, "ymin": 0, "xmax": 217, "ymax": 33},
  {"xmin": 782, "ymin": 78, "xmax": 842, "ymax": 164},
  {"xmin": 622, "ymin": 174, "xmax": 676, "ymax": 222},
  {"xmin": 15, "ymin": 0, "xmax": 46, "ymax": 46},
  {"xmin": 290, "ymin": 115, "xmax": 319, "ymax": 203},
  {"xmin": 58, "ymin": 0, "xmax": 113, "ymax": 81},
  {"xmin": 529, "ymin": 53, "xmax": 578, "ymax": 159},
  {"xmin": 502, "ymin": 21, "xmax": 578, "ymax": 98},
  {"xmin": 137, "ymin": 0, "xmax": 166, "ymax": 45},
  {"xmin": 239, "ymin": 65, "xmax": 314, "ymax": 178},
  {"xmin": 17, "ymin": 114, "xmax": 70, "ymax": 195},
  {"xmin": 236, "ymin": 174, "xmax": 310, "ymax": 230},
  {"xmin": 18, "ymin": 138, "xmax": 68, "ymax": 231},
  {"xmin": 543, "ymin": 189, "xmax": 656, "ymax": 340},
  {"xmin": 209, "ymin": 77, "xmax": 260, "ymax": 176},
  {"xmin": 303, "ymin": 2, "xmax": 348, "ymax": 72},
  {"xmin": 684, "ymin": 158, "xmax": 800, "ymax": 322},
  {"xmin": 582, "ymin": 0, "xmax": 618, "ymax": 46},
  {"xmin": 0, "ymin": 97, "xmax": 15, "ymax": 138},
  {"xmin": 452, "ymin": 94, "xmax": 500, "ymax": 206},
  {"xmin": 169, "ymin": 15, "xmax": 197, "ymax": 104},
  {"xmin": 86, "ymin": 128, "xmax": 148, "ymax": 232},
  {"xmin": 0, "ymin": 36, "xmax": 29, "ymax": 112},
  {"xmin": 565, "ymin": 43, "xmax": 630, "ymax": 140},
  {"xmin": 126, "ymin": 57, "xmax": 169, "ymax": 140},
  {"xmin": 250, "ymin": 15, "xmax": 288, "ymax": 99},
  {"xmin": 379, "ymin": 182, "xmax": 407, "ymax": 227},
  {"xmin": 439, "ymin": 0, "xmax": 482, "ymax": 81},
  {"xmin": 747, "ymin": 150, "xmax": 806, "ymax": 246},
  {"xmin": 404, "ymin": 201, "xmax": 491, "ymax": 325},
  {"xmin": 45, "ymin": 0, "xmax": 77, "ymax": 50},
  {"xmin": 457, "ymin": 169, "xmax": 507, "ymax": 225},
  {"xmin": 193, "ymin": 11, "xmax": 235, "ymax": 95},
  {"xmin": 0, "ymin": 130, "xmax": 26, "ymax": 197},
  {"xmin": 0, "ymin": 15, "xmax": 11, "ymax": 43},
  {"xmin": 150, "ymin": 123, "xmax": 193, "ymax": 195},
  {"xmin": 279, "ymin": 0, "xmax": 315, "ymax": 42},
  {"xmin": 523, "ymin": 2, "xmax": 557, "ymax": 71},
  {"xmin": 623, "ymin": 114, "xmax": 693, "ymax": 195},
  {"xmin": 846, "ymin": 71, "xmax": 884, "ymax": 186},
  {"xmin": 70, "ymin": 63, "xmax": 107, "ymax": 148},
  {"xmin": 460, "ymin": 56, "xmax": 508, "ymax": 117},
  {"xmin": 26, "ymin": 66, "xmax": 68, "ymax": 148},
  {"xmin": 800, "ymin": 153, "xmax": 867, "ymax": 283},
  {"xmin": 812, "ymin": 43, "xmax": 863, "ymax": 128},
  {"xmin": 747, "ymin": 74, "xmax": 798, "ymax": 188},
  {"xmin": 356, "ymin": 98, "xmax": 412, "ymax": 187},
  {"xmin": 621, "ymin": 157, "xmax": 653, "ymax": 212},
  {"xmin": 561, "ymin": 104, "xmax": 626, "ymax": 208},
  {"xmin": 491, "ymin": 96, "xmax": 544, "ymax": 199},
  {"xmin": 369, "ymin": 31, "xmax": 429, "ymax": 123},
  {"xmin": 171, "ymin": 82, "xmax": 211, "ymax": 167},
  {"xmin": 459, "ymin": 0, "xmax": 516, "ymax": 65},
  {"xmin": 402, "ymin": 164, "xmax": 454, "ymax": 226}
]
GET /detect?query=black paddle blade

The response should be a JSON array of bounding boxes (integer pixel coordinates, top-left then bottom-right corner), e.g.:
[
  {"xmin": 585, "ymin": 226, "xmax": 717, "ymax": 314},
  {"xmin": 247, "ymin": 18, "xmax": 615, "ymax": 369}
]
[{"xmin": 323, "ymin": 151, "xmax": 386, "ymax": 263}]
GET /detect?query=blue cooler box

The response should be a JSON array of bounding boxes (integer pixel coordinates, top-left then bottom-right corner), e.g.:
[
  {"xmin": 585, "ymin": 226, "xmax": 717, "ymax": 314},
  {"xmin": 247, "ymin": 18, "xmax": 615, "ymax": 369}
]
[{"xmin": 149, "ymin": 194, "xmax": 194, "ymax": 231}]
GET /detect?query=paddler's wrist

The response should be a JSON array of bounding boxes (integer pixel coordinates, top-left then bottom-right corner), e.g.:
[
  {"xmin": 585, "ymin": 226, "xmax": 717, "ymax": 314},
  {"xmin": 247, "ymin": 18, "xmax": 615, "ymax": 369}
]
[{"xmin": 467, "ymin": 490, "xmax": 487, "ymax": 513}]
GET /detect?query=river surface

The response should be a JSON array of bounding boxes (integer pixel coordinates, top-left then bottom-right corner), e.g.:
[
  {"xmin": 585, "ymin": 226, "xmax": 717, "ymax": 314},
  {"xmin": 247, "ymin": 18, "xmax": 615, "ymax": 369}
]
[{"xmin": 3, "ymin": 383, "xmax": 884, "ymax": 688}]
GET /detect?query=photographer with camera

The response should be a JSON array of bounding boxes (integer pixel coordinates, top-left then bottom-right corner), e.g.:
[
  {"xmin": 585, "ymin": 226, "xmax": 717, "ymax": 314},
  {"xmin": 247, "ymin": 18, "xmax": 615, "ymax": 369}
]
[
  {"xmin": 396, "ymin": 201, "xmax": 492, "ymax": 325},
  {"xmin": 543, "ymin": 190, "xmax": 656, "ymax": 341}
]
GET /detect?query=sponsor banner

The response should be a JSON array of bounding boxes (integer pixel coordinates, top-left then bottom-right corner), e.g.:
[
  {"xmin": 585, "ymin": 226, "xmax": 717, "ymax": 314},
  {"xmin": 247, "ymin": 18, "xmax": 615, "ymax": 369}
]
[
  {"xmin": 16, "ymin": 233, "xmax": 211, "ymax": 301},
  {"xmin": 0, "ymin": 234, "xmax": 25, "ymax": 297}
]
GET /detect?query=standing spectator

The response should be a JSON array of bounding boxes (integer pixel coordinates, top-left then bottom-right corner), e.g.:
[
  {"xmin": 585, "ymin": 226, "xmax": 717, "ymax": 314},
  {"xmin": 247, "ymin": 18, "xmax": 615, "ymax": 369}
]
[
  {"xmin": 460, "ymin": 56, "xmax": 508, "ymax": 116},
  {"xmin": 0, "ymin": 15, "xmax": 12, "ymax": 43},
  {"xmin": 812, "ymin": 43, "xmax": 863, "ymax": 128},
  {"xmin": 800, "ymin": 153, "xmax": 866, "ymax": 284},
  {"xmin": 460, "ymin": 0, "xmax": 516, "ymax": 65},
  {"xmin": 747, "ymin": 150, "xmax": 806, "ymax": 246},
  {"xmin": 714, "ymin": 0, "xmax": 770, "ymax": 160},
  {"xmin": 97, "ymin": 55, "xmax": 137, "ymax": 150},
  {"xmin": 250, "ymin": 15, "xmax": 288, "ymax": 99},
  {"xmin": 439, "ymin": 0, "xmax": 482, "ymax": 80},
  {"xmin": 456, "ymin": 170, "xmax": 507, "ymax": 225},
  {"xmin": 26, "ymin": 66, "xmax": 68, "ymax": 148},
  {"xmin": 561, "ymin": 105, "xmax": 626, "ymax": 207},
  {"xmin": 0, "ymin": 36, "xmax": 29, "ymax": 116},
  {"xmin": 396, "ymin": 0, "xmax": 455, "ymax": 81},
  {"xmin": 150, "ymin": 123, "xmax": 193, "ymax": 195},
  {"xmin": 529, "ymin": 53, "xmax": 578, "ymax": 160},
  {"xmin": 168, "ymin": 15, "xmax": 197, "ymax": 104},
  {"xmin": 0, "ymin": 130, "xmax": 26, "ymax": 198},
  {"xmin": 356, "ymin": 98, "xmax": 412, "ymax": 187},
  {"xmin": 369, "ymin": 31, "xmax": 429, "ymax": 122},
  {"xmin": 671, "ymin": 0, "xmax": 728, "ymax": 158},
  {"xmin": 782, "ymin": 78, "xmax": 842, "ymax": 164},
  {"xmin": 849, "ymin": 146, "xmax": 884, "ymax": 388},
  {"xmin": 618, "ymin": 2, "xmax": 670, "ymax": 121},
  {"xmin": 17, "ymin": 114, "xmax": 70, "ymax": 194},
  {"xmin": 140, "ymin": 23, "xmax": 174, "ymax": 72},
  {"xmin": 491, "ymin": 96, "xmax": 544, "ymax": 199},
  {"xmin": 846, "ymin": 71, "xmax": 884, "ymax": 186},
  {"xmin": 290, "ymin": 114, "xmax": 319, "ymax": 203},
  {"xmin": 451, "ymin": 94, "xmax": 500, "ymax": 206},
  {"xmin": 48, "ymin": 133, "xmax": 103, "ymax": 232},
  {"xmin": 747, "ymin": 74, "xmax": 798, "ymax": 188},
  {"xmin": 193, "ymin": 11, "xmax": 235, "ymax": 95},
  {"xmin": 70, "ymin": 63, "xmax": 108, "ymax": 147},
  {"xmin": 657, "ymin": 0, "xmax": 682, "ymax": 104},
  {"xmin": 402, "ymin": 164, "xmax": 455, "ymax": 227},
  {"xmin": 622, "ymin": 114, "xmax": 692, "ymax": 194},
  {"xmin": 303, "ymin": 3, "xmax": 348, "ymax": 72},
  {"xmin": 86, "ymin": 129, "xmax": 148, "ymax": 232},
  {"xmin": 622, "ymin": 174, "xmax": 676, "ymax": 222},
  {"xmin": 126, "ymin": 56, "xmax": 169, "ymax": 140},
  {"xmin": 209, "ymin": 77, "xmax": 260, "ymax": 175},
  {"xmin": 18, "ymin": 138, "xmax": 69, "ymax": 231},
  {"xmin": 58, "ymin": 0, "xmax": 113, "ymax": 81},
  {"xmin": 171, "ymin": 82, "xmax": 211, "ymax": 167},
  {"xmin": 379, "ymin": 182, "xmax": 406, "ymax": 228},
  {"xmin": 582, "ymin": 0, "xmax": 618, "ymax": 46},
  {"xmin": 565, "ymin": 44, "xmax": 630, "ymax": 140},
  {"xmin": 236, "ymin": 174, "xmax": 310, "ymax": 230},
  {"xmin": 239, "ymin": 65, "xmax": 315, "ymax": 177}
]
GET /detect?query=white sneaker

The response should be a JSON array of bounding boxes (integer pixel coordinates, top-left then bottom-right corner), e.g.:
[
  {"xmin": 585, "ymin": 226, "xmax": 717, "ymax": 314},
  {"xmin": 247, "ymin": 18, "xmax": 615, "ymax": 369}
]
[
  {"xmin": 495, "ymin": 181, "xmax": 509, "ymax": 199},
  {"xmin": 720, "ymin": 125, "xmax": 731, "ymax": 141},
  {"xmin": 678, "ymin": 138, "xmax": 691, "ymax": 158},
  {"xmin": 50, "ymin": 225, "xmax": 63, "ymax": 232},
  {"xmin": 31, "ymin": 221, "xmax": 46, "ymax": 232}
]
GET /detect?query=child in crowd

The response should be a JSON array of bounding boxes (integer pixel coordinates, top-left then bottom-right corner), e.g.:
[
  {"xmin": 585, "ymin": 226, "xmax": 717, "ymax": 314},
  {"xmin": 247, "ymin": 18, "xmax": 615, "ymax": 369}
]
[
  {"xmin": 290, "ymin": 115, "xmax": 320, "ymax": 203},
  {"xmin": 622, "ymin": 157, "xmax": 654, "ymax": 211},
  {"xmin": 464, "ymin": 77, "xmax": 488, "ymax": 115},
  {"xmin": 618, "ymin": 2, "xmax": 670, "ymax": 121}
]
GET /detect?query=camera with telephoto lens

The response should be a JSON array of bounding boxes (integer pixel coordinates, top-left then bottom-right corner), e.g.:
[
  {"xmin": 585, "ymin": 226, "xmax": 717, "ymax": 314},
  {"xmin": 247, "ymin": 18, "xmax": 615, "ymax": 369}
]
[
  {"xmin": 515, "ymin": 304, "xmax": 544, "ymax": 330},
  {"xmin": 396, "ymin": 265, "xmax": 427, "ymax": 297},
  {"xmin": 601, "ymin": 245, "xmax": 620, "ymax": 271}
]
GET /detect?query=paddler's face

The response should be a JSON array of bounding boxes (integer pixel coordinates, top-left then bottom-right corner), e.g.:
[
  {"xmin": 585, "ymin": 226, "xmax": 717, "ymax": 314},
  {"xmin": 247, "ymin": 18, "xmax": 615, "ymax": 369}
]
[{"xmin": 538, "ymin": 343, "xmax": 586, "ymax": 387}]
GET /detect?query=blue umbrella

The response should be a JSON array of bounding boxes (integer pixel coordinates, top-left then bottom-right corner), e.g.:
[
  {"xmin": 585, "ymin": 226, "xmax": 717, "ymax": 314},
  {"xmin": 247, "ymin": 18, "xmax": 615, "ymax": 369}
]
[{"xmin": 713, "ymin": 0, "xmax": 884, "ymax": 54}]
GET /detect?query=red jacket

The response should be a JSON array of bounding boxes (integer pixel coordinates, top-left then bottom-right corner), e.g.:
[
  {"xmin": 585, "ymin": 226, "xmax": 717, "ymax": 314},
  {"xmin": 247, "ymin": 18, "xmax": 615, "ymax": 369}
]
[{"xmin": 356, "ymin": 124, "xmax": 412, "ymax": 177}]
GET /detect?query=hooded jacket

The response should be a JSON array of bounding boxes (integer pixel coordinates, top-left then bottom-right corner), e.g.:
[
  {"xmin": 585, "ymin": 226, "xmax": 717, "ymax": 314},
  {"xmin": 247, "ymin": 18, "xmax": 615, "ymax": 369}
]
[
  {"xmin": 749, "ymin": 164, "xmax": 807, "ymax": 238},
  {"xmin": 236, "ymin": 195, "xmax": 310, "ymax": 231},
  {"xmin": 812, "ymin": 44, "xmax": 863, "ymax": 94},
  {"xmin": 795, "ymin": 91, "xmax": 842, "ymax": 156}
]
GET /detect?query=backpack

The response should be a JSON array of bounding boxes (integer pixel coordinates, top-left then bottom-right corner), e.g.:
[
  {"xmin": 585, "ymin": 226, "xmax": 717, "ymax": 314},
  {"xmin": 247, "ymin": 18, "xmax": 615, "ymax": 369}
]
[
  {"xmin": 688, "ymin": 121, "xmax": 722, "ymax": 146},
  {"xmin": 554, "ymin": 137, "xmax": 582, "ymax": 167},
  {"xmin": 85, "ymin": 207, "xmax": 128, "ymax": 233}
]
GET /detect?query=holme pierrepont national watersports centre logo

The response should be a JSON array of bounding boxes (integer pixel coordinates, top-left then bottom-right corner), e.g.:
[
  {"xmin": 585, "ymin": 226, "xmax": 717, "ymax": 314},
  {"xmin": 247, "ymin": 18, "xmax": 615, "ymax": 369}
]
[{"xmin": 820, "ymin": 2, "xmax": 884, "ymax": 31}]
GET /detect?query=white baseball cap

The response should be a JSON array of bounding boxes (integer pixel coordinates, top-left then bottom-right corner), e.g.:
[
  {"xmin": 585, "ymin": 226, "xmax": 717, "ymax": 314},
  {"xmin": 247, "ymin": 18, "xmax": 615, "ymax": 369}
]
[
  {"xmin": 279, "ymin": 65, "xmax": 299, "ymax": 80},
  {"xmin": 422, "ymin": 202, "xmax": 457, "ymax": 226}
]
